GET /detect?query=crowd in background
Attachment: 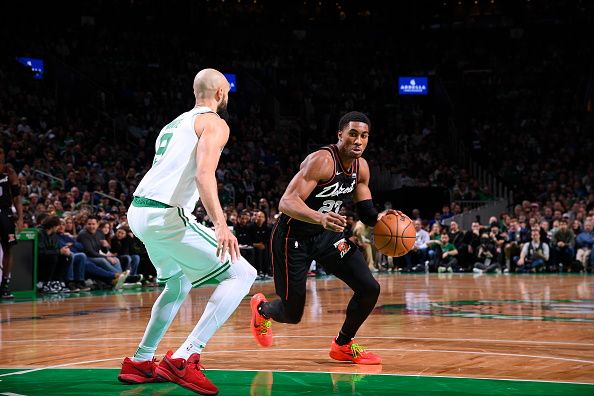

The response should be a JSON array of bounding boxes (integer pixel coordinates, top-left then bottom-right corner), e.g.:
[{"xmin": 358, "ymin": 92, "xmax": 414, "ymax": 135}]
[{"xmin": 1, "ymin": 0, "xmax": 593, "ymax": 293}]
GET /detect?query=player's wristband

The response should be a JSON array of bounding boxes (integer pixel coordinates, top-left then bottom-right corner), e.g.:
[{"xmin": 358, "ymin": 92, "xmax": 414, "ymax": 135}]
[{"xmin": 356, "ymin": 199, "xmax": 378, "ymax": 227}]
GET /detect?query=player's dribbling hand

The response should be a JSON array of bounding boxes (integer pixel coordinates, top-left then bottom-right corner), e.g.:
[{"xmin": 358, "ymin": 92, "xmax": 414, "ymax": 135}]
[
  {"xmin": 321, "ymin": 212, "xmax": 346, "ymax": 232},
  {"xmin": 377, "ymin": 209, "xmax": 404, "ymax": 221},
  {"xmin": 215, "ymin": 226, "xmax": 241, "ymax": 263}
]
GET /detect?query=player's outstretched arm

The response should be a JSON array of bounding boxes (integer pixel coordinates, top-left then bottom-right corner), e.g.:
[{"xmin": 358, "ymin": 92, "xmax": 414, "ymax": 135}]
[
  {"xmin": 279, "ymin": 150, "xmax": 346, "ymax": 232},
  {"xmin": 194, "ymin": 115, "xmax": 240, "ymax": 262}
]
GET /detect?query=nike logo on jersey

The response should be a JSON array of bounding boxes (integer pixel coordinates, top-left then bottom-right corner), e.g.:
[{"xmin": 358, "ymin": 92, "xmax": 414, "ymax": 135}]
[
  {"xmin": 335, "ymin": 171, "xmax": 342, "ymax": 176},
  {"xmin": 315, "ymin": 179, "xmax": 356, "ymax": 198}
]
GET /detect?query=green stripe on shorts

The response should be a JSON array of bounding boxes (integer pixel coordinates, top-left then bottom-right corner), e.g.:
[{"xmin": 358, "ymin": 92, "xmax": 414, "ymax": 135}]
[
  {"xmin": 133, "ymin": 196, "xmax": 172, "ymax": 208},
  {"xmin": 189, "ymin": 222, "xmax": 217, "ymax": 246},
  {"xmin": 176, "ymin": 208, "xmax": 218, "ymax": 247},
  {"xmin": 191, "ymin": 261, "xmax": 231, "ymax": 287}
]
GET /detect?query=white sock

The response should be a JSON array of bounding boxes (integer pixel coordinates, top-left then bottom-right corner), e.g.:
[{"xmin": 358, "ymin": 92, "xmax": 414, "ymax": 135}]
[
  {"xmin": 173, "ymin": 258, "xmax": 256, "ymax": 360},
  {"xmin": 133, "ymin": 344, "xmax": 157, "ymax": 362},
  {"xmin": 132, "ymin": 271, "xmax": 191, "ymax": 361},
  {"xmin": 174, "ymin": 336, "xmax": 206, "ymax": 359}
]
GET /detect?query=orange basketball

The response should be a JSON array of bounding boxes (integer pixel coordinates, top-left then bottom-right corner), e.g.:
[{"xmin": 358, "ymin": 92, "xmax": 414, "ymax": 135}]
[{"xmin": 373, "ymin": 213, "xmax": 416, "ymax": 257}]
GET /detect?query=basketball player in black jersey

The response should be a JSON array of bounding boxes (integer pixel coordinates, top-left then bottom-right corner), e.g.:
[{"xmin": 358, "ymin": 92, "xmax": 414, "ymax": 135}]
[
  {"xmin": 0, "ymin": 148, "xmax": 24, "ymax": 299},
  {"xmin": 249, "ymin": 112, "xmax": 399, "ymax": 364}
]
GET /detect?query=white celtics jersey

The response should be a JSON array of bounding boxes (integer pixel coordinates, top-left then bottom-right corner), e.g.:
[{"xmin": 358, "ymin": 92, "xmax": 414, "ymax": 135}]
[{"xmin": 134, "ymin": 106, "xmax": 218, "ymax": 211}]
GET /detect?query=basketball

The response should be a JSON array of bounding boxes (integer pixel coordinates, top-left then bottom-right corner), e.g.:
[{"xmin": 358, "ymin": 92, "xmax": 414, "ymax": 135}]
[{"xmin": 373, "ymin": 213, "xmax": 416, "ymax": 257}]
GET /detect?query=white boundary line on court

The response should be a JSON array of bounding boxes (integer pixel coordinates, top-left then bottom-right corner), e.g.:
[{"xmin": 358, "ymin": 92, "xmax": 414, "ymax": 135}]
[
  {"xmin": 1, "ymin": 347, "xmax": 593, "ymax": 381},
  {"xmin": 3, "ymin": 335, "xmax": 594, "ymax": 347},
  {"xmin": 0, "ymin": 355, "xmax": 593, "ymax": 387}
]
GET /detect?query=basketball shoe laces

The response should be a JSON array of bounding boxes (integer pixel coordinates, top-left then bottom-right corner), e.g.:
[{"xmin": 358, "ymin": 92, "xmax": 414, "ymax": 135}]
[
  {"xmin": 182, "ymin": 355, "xmax": 206, "ymax": 377},
  {"xmin": 258, "ymin": 319, "xmax": 272, "ymax": 335},
  {"xmin": 349, "ymin": 343, "xmax": 368, "ymax": 358}
]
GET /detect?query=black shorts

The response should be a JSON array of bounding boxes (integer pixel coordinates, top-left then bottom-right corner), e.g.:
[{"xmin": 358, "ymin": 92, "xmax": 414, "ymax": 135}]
[
  {"xmin": 270, "ymin": 218, "xmax": 358, "ymax": 301},
  {"xmin": 0, "ymin": 209, "xmax": 17, "ymax": 248}
]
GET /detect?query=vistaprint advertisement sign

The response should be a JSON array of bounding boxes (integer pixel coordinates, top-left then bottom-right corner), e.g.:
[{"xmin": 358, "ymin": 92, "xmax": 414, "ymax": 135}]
[{"xmin": 398, "ymin": 77, "xmax": 428, "ymax": 95}]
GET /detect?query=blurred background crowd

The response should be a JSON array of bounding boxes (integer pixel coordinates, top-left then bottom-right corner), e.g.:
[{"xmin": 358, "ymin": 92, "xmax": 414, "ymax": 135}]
[{"xmin": 0, "ymin": 0, "xmax": 592, "ymax": 296}]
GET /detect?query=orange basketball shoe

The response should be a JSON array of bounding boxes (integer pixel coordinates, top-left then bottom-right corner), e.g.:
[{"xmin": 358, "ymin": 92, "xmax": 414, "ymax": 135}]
[
  {"xmin": 155, "ymin": 350, "xmax": 218, "ymax": 395},
  {"xmin": 118, "ymin": 357, "xmax": 166, "ymax": 384},
  {"xmin": 250, "ymin": 293, "xmax": 273, "ymax": 347},
  {"xmin": 329, "ymin": 339, "xmax": 382, "ymax": 365}
]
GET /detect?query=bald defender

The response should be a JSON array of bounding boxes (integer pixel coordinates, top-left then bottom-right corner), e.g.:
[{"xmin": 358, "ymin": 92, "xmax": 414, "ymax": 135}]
[{"xmin": 118, "ymin": 68, "xmax": 256, "ymax": 395}]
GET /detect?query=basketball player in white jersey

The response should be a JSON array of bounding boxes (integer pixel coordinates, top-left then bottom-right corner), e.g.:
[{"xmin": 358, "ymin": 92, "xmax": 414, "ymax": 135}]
[{"xmin": 118, "ymin": 68, "xmax": 257, "ymax": 395}]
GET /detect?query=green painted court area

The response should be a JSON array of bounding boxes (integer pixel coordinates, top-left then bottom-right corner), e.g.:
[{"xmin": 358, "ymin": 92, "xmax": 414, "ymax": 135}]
[{"xmin": 1, "ymin": 368, "xmax": 592, "ymax": 395}]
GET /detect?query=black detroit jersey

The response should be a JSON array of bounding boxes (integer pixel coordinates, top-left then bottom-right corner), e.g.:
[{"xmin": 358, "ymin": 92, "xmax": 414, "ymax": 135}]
[{"xmin": 279, "ymin": 144, "xmax": 359, "ymax": 237}]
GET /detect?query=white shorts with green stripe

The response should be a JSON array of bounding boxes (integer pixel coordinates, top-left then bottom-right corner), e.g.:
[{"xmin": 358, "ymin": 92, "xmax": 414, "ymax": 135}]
[{"xmin": 128, "ymin": 204, "xmax": 230, "ymax": 287}]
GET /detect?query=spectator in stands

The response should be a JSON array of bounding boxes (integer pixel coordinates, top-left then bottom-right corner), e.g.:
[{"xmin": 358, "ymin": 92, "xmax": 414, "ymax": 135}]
[
  {"xmin": 63, "ymin": 215, "xmax": 78, "ymax": 237},
  {"xmin": 258, "ymin": 197, "xmax": 271, "ymax": 220},
  {"xmin": 235, "ymin": 210, "xmax": 255, "ymax": 267},
  {"xmin": 539, "ymin": 220, "xmax": 551, "ymax": 244},
  {"xmin": 58, "ymin": 219, "xmax": 129, "ymax": 290},
  {"xmin": 486, "ymin": 224, "xmax": 506, "ymax": 271},
  {"xmin": 75, "ymin": 191, "xmax": 93, "ymax": 211},
  {"xmin": 571, "ymin": 219, "xmax": 583, "ymax": 236},
  {"xmin": 193, "ymin": 205, "xmax": 212, "ymax": 228},
  {"xmin": 77, "ymin": 215, "xmax": 123, "ymax": 273},
  {"xmin": 428, "ymin": 212, "xmax": 441, "ymax": 228},
  {"xmin": 404, "ymin": 220, "xmax": 430, "ymax": 271},
  {"xmin": 447, "ymin": 221, "xmax": 467, "ymax": 270},
  {"xmin": 55, "ymin": 219, "xmax": 90, "ymax": 292},
  {"xmin": 99, "ymin": 220, "xmax": 114, "ymax": 244},
  {"xmin": 437, "ymin": 232, "xmax": 459, "ymax": 273},
  {"xmin": 543, "ymin": 207, "xmax": 554, "ymax": 223},
  {"xmin": 425, "ymin": 223, "xmax": 443, "ymax": 271},
  {"xmin": 70, "ymin": 187, "xmax": 81, "ymax": 203},
  {"xmin": 111, "ymin": 226, "xmax": 141, "ymax": 276},
  {"xmin": 251, "ymin": 210, "xmax": 271, "ymax": 279},
  {"xmin": 27, "ymin": 177, "xmax": 42, "ymax": 196},
  {"xmin": 515, "ymin": 228, "xmax": 549, "ymax": 273},
  {"xmin": 504, "ymin": 218, "xmax": 528, "ymax": 271},
  {"xmin": 63, "ymin": 192, "xmax": 76, "ymax": 212},
  {"xmin": 37, "ymin": 216, "xmax": 71, "ymax": 293},
  {"xmin": 439, "ymin": 205, "xmax": 453, "ymax": 225},
  {"xmin": 462, "ymin": 221, "xmax": 482, "ymax": 264},
  {"xmin": 551, "ymin": 218, "xmax": 575, "ymax": 272},
  {"xmin": 227, "ymin": 212, "xmax": 238, "ymax": 229},
  {"xmin": 473, "ymin": 232, "xmax": 500, "ymax": 274},
  {"xmin": 575, "ymin": 221, "xmax": 594, "ymax": 272}
]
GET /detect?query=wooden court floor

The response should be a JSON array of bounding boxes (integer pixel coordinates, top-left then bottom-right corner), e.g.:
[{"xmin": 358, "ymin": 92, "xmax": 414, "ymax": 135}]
[{"xmin": 1, "ymin": 273, "xmax": 594, "ymax": 395}]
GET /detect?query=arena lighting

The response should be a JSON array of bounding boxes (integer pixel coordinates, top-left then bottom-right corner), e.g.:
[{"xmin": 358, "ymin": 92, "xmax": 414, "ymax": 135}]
[
  {"xmin": 224, "ymin": 73, "xmax": 237, "ymax": 92},
  {"xmin": 16, "ymin": 57, "xmax": 44, "ymax": 80}
]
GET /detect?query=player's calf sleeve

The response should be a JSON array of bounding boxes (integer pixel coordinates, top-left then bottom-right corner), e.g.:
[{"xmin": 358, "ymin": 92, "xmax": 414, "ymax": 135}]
[
  {"xmin": 133, "ymin": 271, "xmax": 192, "ymax": 361},
  {"xmin": 173, "ymin": 258, "xmax": 257, "ymax": 359}
]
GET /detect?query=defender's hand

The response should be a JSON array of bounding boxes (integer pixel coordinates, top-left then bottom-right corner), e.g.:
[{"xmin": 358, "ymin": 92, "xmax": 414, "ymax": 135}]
[
  {"xmin": 321, "ymin": 212, "xmax": 346, "ymax": 232},
  {"xmin": 215, "ymin": 226, "xmax": 240, "ymax": 263}
]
